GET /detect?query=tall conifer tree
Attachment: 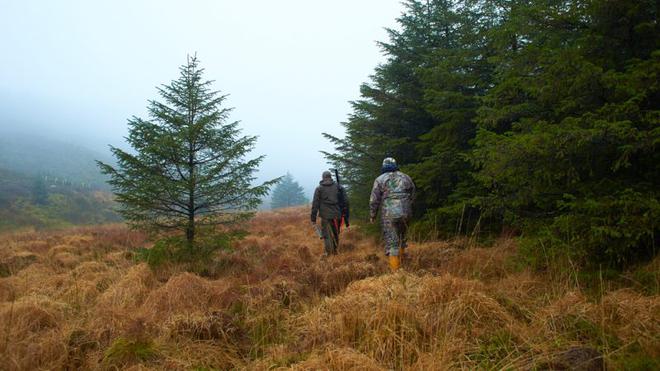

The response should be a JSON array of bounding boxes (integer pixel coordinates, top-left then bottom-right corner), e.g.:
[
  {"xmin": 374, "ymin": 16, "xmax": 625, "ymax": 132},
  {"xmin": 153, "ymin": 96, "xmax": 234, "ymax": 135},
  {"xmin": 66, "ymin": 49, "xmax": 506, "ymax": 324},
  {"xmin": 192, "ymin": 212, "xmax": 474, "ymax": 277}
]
[
  {"xmin": 98, "ymin": 56, "xmax": 277, "ymax": 245},
  {"xmin": 324, "ymin": 0, "xmax": 658, "ymax": 266}
]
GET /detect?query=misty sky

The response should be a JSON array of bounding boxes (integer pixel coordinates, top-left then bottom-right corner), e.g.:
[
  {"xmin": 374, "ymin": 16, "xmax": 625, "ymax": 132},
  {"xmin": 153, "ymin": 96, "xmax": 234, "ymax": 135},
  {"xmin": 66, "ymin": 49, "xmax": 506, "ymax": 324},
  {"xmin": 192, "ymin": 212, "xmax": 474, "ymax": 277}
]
[{"xmin": 0, "ymin": 0, "xmax": 403, "ymax": 194}]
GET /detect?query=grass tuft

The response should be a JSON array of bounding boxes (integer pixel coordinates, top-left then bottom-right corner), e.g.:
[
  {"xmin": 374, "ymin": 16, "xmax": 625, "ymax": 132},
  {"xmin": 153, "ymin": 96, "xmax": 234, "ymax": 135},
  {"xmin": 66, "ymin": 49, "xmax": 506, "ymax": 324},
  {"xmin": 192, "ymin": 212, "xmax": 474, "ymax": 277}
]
[{"xmin": 103, "ymin": 337, "xmax": 159, "ymax": 366}]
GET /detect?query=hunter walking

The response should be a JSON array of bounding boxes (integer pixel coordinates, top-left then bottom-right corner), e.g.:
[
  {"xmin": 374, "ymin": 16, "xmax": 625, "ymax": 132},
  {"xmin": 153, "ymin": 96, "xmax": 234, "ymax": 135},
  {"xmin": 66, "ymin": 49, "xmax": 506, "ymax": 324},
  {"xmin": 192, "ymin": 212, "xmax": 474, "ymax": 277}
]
[
  {"xmin": 311, "ymin": 171, "xmax": 350, "ymax": 256},
  {"xmin": 370, "ymin": 158, "xmax": 415, "ymax": 271}
]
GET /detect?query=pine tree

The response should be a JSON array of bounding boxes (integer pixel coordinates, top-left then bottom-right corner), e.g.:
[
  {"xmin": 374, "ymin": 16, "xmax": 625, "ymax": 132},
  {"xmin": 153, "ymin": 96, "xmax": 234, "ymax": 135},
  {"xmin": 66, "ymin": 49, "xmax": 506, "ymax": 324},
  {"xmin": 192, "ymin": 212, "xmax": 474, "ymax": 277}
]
[
  {"xmin": 323, "ymin": 0, "xmax": 451, "ymax": 220},
  {"xmin": 323, "ymin": 0, "xmax": 495, "ymax": 225},
  {"xmin": 472, "ymin": 0, "xmax": 659, "ymax": 266},
  {"xmin": 270, "ymin": 172, "xmax": 308, "ymax": 209},
  {"xmin": 98, "ymin": 56, "xmax": 277, "ymax": 246}
]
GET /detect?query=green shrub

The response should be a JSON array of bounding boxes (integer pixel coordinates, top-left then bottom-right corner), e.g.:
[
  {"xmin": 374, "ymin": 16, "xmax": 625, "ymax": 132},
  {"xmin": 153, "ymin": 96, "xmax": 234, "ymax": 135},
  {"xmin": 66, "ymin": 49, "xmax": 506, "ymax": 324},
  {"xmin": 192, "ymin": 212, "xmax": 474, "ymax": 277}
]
[
  {"xmin": 547, "ymin": 190, "xmax": 659, "ymax": 268},
  {"xmin": 103, "ymin": 337, "xmax": 158, "ymax": 367},
  {"xmin": 610, "ymin": 342, "xmax": 660, "ymax": 371},
  {"xmin": 518, "ymin": 190, "xmax": 658, "ymax": 271},
  {"xmin": 556, "ymin": 315, "xmax": 621, "ymax": 352},
  {"xmin": 134, "ymin": 230, "xmax": 246, "ymax": 269},
  {"xmin": 628, "ymin": 261, "xmax": 660, "ymax": 296},
  {"xmin": 468, "ymin": 330, "xmax": 521, "ymax": 368}
]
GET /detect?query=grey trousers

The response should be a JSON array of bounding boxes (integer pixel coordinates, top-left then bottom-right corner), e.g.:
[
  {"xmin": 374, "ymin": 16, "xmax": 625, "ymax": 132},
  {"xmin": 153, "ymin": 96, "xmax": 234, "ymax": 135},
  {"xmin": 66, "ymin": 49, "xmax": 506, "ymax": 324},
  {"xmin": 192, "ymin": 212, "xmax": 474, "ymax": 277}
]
[{"xmin": 321, "ymin": 218, "xmax": 340, "ymax": 255}]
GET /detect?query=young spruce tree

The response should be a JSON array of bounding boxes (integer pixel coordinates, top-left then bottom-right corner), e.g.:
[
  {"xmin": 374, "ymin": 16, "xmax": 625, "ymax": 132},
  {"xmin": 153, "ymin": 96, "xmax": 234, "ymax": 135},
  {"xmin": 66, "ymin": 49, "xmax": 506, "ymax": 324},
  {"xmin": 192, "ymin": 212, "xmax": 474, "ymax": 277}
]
[
  {"xmin": 270, "ymin": 172, "xmax": 308, "ymax": 209},
  {"xmin": 98, "ymin": 56, "xmax": 277, "ymax": 246}
]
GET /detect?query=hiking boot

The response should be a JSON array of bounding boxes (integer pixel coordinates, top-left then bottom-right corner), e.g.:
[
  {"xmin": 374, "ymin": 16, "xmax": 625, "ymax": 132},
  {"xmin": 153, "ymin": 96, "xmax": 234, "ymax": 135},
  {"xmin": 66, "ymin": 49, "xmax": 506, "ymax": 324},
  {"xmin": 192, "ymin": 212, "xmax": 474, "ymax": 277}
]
[{"xmin": 388, "ymin": 255, "xmax": 400, "ymax": 271}]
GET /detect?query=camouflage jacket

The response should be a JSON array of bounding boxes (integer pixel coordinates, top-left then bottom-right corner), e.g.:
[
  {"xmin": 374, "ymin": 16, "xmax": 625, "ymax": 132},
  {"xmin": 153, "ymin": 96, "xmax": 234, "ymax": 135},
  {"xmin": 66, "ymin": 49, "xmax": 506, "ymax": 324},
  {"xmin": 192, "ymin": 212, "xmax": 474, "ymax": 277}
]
[{"xmin": 369, "ymin": 170, "xmax": 415, "ymax": 219}]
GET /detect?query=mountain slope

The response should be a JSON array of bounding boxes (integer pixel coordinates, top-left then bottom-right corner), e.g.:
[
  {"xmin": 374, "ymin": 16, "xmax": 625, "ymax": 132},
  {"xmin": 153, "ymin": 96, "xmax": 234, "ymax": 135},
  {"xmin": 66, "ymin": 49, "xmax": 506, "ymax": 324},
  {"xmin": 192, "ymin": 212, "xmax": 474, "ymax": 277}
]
[
  {"xmin": 0, "ymin": 133, "xmax": 112, "ymax": 189},
  {"xmin": 0, "ymin": 165, "xmax": 120, "ymax": 230}
]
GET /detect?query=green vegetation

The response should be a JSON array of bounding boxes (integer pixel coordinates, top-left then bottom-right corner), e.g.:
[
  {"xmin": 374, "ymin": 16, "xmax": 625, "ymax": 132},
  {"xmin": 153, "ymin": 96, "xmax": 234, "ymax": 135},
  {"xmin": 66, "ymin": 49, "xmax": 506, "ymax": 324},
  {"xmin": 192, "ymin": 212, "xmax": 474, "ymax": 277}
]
[
  {"xmin": 469, "ymin": 330, "xmax": 520, "ymax": 368},
  {"xmin": 135, "ymin": 230, "xmax": 246, "ymax": 273},
  {"xmin": 610, "ymin": 343, "xmax": 660, "ymax": 371},
  {"xmin": 324, "ymin": 0, "xmax": 659, "ymax": 268},
  {"xmin": 0, "ymin": 133, "xmax": 119, "ymax": 231},
  {"xmin": 103, "ymin": 337, "xmax": 159, "ymax": 367},
  {"xmin": 270, "ymin": 172, "xmax": 308, "ymax": 209},
  {"xmin": 0, "ymin": 168, "xmax": 120, "ymax": 231},
  {"xmin": 98, "ymin": 56, "xmax": 277, "ymax": 248}
]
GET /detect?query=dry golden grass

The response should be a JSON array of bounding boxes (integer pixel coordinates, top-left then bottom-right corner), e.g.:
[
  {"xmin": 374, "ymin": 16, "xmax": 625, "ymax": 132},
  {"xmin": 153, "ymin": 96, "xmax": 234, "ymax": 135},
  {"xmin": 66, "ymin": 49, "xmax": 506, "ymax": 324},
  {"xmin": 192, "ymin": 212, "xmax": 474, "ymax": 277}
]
[
  {"xmin": 599, "ymin": 289, "xmax": 660, "ymax": 356},
  {"xmin": 0, "ymin": 208, "xmax": 657, "ymax": 370},
  {"xmin": 295, "ymin": 272, "xmax": 516, "ymax": 369},
  {"xmin": 289, "ymin": 346, "xmax": 385, "ymax": 370},
  {"xmin": 0, "ymin": 296, "xmax": 69, "ymax": 369}
]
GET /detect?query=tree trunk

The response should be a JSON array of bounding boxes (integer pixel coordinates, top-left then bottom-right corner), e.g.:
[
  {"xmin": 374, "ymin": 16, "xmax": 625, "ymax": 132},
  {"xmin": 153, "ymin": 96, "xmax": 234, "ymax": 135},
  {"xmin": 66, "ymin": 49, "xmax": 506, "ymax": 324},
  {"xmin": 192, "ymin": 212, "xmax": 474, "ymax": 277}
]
[
  {"xmin": 187, "ymin": 142, "xmax": 195, "ymax": 248},
  {"xmin": 186, "ymin": 214, "xmax": 195, "ymax": 247}
]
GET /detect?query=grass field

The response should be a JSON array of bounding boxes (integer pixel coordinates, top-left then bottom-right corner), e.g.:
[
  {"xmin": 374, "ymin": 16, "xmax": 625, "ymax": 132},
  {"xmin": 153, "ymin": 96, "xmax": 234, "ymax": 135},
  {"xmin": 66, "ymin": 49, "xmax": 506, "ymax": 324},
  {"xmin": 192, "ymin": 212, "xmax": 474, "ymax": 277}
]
[{"xmin": 0, "ymin": 208, "xmax": 657, "ymax": 370}]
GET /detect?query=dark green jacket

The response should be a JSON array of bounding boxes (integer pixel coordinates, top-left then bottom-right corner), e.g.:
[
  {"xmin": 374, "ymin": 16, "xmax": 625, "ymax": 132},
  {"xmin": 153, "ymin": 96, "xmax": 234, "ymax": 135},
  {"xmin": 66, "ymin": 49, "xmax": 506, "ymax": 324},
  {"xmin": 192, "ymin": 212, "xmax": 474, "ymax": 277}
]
[{"xmin": 311, "ymin": 179, "xmax": 349, "ymax": 225}]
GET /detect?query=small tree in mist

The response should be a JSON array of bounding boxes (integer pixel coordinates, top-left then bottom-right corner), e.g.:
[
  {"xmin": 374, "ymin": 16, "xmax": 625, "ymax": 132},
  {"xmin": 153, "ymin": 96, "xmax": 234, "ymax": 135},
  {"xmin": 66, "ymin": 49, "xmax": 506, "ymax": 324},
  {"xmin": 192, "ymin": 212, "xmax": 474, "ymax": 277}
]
[
  {"xmin": 98, "ymin": 56, "xmax": 277, "ymax": 247},
  {"xmin": 270, "ymin": 172, "xmax": 308, "ymax": 209}
]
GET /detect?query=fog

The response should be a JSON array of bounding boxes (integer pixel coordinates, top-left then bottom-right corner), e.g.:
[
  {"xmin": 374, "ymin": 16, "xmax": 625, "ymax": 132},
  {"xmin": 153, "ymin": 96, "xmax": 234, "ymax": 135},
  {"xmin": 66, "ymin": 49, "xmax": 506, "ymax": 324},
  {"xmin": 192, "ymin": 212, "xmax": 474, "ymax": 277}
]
[{"xmin": 0, "ymin": 0, "xmax": 403, "ymax": 194}]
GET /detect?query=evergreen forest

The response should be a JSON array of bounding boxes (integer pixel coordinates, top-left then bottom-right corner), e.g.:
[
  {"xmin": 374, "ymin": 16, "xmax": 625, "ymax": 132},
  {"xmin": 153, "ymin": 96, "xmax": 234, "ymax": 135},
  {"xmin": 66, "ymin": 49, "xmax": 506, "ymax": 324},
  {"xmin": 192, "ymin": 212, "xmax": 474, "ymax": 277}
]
[{"xmin": 324, "ymin": 0, "xmax": 659, "ymax": 268}]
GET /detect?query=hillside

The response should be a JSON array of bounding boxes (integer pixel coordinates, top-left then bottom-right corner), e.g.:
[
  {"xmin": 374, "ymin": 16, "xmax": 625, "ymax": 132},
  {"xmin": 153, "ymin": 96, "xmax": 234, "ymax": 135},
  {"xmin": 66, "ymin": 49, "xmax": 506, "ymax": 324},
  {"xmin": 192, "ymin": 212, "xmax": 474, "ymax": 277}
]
[
  {"xmin": 0, "ymin": 133, "xmax": 112, "ymax": 189},
  {"xmin": 0, "ymin": 168, "xmax": 32, "ymax": 206},
  {"xmin": 0, "ymin": 167, "xmax": 121, "ymax": 231},
  {"xmin": 0, "ymin": 208, "xmax": 657, "ymax": 370},
  {"xmin": 0, "ymin": 132, "xmax": 121, "ymax": 231}
]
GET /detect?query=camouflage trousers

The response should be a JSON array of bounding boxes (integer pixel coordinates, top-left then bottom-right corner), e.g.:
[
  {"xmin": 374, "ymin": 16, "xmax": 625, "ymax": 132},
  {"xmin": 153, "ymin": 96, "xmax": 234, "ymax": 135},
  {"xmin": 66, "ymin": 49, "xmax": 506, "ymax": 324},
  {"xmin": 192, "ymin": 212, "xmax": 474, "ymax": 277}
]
[
  {"xmin": 321, "ymin": 218, "xmax": 340, "ymax": 255},
  {"xmin": 381, "ymin": 217, "xmax": 408, "ymax": 256}
]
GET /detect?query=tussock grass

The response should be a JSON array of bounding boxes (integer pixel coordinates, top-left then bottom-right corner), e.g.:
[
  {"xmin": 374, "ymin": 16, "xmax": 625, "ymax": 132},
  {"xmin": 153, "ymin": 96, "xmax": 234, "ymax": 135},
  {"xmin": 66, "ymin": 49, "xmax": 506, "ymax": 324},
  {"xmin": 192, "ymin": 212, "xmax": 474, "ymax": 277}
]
[
  {"xmin": 296, "ymin": 272, "xmax": 514, "ymax": 369},
  {"xmin": 0, "ymin": 208, "xmax": 657, "ymax": 369},
  {"xmin": 142, "ymin": 273, "xmax": 238, "ymax": 323},
  {"xmin": 0, "ymin": 296, "xmax": 69, "ymax": 370}
]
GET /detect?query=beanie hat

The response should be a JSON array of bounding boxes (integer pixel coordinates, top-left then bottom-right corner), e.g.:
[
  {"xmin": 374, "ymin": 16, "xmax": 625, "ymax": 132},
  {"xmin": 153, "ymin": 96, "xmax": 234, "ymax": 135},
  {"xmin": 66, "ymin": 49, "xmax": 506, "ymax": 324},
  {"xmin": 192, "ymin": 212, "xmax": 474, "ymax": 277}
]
[
  {"xmin": 381, "ymin": 157, "xmax": 398, "ymax": 173},
  {"xmin": 382, "ymin": 157, "xmax": 397, "ymax": 168}
]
